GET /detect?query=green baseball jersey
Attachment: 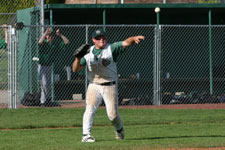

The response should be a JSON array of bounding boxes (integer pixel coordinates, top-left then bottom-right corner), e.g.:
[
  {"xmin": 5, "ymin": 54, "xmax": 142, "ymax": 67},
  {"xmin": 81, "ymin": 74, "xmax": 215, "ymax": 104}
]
[
  {"xmin": 80, "ymin": 41, "xmax": 125, "ymax": 66},
  {"xmin": 38, "ymin": 39, "xmax": 66, "ymax": 65},
  {"xmin": 0, "ymin": 39, "xmax": 7, "ymax": 49}
]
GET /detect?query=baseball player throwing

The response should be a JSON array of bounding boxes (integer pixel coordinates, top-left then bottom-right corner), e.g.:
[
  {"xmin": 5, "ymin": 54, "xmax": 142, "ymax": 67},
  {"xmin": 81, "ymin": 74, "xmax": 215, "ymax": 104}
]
[{"xmin": 72, "ymin": 29, "xmax": 145, "ymax": 142}]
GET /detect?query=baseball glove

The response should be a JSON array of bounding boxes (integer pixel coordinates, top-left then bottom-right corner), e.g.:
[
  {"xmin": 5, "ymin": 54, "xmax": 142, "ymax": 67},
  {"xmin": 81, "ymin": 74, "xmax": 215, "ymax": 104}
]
[{"xmin": 74, "ymin": 44, "xmax": 90, "ymax": 58}]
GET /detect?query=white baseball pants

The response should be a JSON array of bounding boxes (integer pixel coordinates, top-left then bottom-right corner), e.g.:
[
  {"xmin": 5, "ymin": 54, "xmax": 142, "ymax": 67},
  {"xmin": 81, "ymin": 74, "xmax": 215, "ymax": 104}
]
[{"xmin": 82, "ymin": 83, "xmax": 123, "ymax": 135}]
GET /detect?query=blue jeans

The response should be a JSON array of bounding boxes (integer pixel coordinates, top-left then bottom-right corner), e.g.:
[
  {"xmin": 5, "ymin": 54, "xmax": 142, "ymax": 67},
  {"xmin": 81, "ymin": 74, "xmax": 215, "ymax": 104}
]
[{"xmin": 38, "ymin": 64, "xmax": 52, "ymax": 104}]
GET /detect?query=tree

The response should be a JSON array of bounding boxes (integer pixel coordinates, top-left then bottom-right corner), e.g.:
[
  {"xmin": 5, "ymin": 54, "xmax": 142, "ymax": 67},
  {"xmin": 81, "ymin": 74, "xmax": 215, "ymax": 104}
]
[{"xmin": 0, "ymin": 0, "xmax": 35, "ymax": 13}]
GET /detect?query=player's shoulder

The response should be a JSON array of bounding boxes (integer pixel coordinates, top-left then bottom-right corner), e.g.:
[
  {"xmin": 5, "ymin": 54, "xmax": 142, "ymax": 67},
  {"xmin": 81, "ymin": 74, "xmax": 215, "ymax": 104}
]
[
  {"xmin": 112, "ymin": 41, "xmax": 123, "ymax": 45},
  {"xmin": 110, "ymin": 41, "xmax": 123, "ymax": 48},
  {"xmin": 80, "ymin": 57, "xmax": 87, "ymax": 66},
  {"xmin": 83, "ymin": 50, "xmax": 91, "ymax": 59}
]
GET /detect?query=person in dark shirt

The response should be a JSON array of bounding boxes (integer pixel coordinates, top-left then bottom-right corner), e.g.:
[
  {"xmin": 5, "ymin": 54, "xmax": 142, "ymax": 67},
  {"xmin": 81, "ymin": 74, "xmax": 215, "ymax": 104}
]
[
  {"xmin": 38, "ymin": 27, "xmax": 69, "ymax": 107},
  {"xmin": 0, "ymin": 24, "xmax": 8, "ymax": 49}
]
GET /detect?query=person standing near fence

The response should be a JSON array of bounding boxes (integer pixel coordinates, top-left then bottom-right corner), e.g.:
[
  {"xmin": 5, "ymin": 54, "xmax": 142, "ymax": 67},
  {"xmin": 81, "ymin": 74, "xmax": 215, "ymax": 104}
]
[
  {"xmin": 72, "ymin": 28, "xmax": 145, "ymax": 142},
  {"xmin": 38, "ymin": 27, "xmax": 70, "ymax": 107},
  {"xmin": 0, "ymin": 24, "xmax": 8, "ymax": 49}
]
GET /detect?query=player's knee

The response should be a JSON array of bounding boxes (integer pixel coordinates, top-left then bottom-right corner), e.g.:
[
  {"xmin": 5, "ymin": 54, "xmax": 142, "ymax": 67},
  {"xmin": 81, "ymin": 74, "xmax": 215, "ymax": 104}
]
[
  {"xmin": 85, "ymin": 105, "xmax": 97, "ymax": 115},
  {"xmin": 108, "ymin": 112, "xmax": 118, "ymax": 121}
]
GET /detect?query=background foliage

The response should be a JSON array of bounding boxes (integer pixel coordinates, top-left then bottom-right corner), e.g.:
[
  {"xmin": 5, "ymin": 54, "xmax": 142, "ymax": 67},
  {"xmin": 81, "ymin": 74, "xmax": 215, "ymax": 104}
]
[
  {"xmin": 0, "ymin": 0, "xmax": 35, "ymax": 13},
  {"xmin": 0, "ymin": 0, "xmax": 65, "ymax": 13}
]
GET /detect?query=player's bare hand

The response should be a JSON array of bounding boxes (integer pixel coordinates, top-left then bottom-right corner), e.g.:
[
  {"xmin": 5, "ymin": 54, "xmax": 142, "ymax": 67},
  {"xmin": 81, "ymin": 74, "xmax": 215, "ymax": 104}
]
[
  {"xmin": 134, "ymin": 36, "xmax": 145, "ymax": 44},
  {"xmin": 56, "ymin": 29, "xmax": 61, "ymax": 36},
  {"xmin": 45, "ymin": 27, "xmax": 52, "ymax": 34},
  {"xmin": 122, "ymin": 35, "xmax": 145, "ymax": 47},
  {"xmin": 3, "ymin": 24, "xmax": 8, "ymax": 31}
]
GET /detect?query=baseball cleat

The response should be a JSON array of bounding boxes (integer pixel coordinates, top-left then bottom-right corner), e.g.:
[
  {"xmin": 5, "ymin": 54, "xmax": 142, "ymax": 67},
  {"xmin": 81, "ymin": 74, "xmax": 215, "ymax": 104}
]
[
  {"xmin": 82, "ymin": 134, "xmax": 95, "ymax": 142},
  {"xmin": 115, "ymin": 127, "xmax": 124, "ymax": 140}
]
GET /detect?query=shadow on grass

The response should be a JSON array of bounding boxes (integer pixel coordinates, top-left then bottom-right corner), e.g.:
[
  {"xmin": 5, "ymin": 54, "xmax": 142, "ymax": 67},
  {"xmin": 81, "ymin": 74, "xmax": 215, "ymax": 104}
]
[
  {"xmin": 88, "ymin": 135, "xmax": 225, "ymax": 142},
  {"xmin": 127, "ymin": 135, "xmax": 225, "ymax": 141}
]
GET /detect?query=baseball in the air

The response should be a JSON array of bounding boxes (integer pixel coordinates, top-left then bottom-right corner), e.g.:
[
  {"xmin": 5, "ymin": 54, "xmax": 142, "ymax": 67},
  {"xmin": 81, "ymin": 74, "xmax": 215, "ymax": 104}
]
[
  {"xmin": 155, "ymin": 7, "xmax": 160, "ymax": 13},
  {"xmin": 32, "ymin": 57, "xmax": 39, "ymax": 61}
]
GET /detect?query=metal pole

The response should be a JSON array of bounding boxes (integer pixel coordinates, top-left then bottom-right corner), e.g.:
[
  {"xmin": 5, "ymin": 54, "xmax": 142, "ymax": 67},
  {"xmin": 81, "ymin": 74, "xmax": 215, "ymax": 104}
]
[
  {"xmin": 8, "ymin": 26, "xmax": 17, "ymax": 109},
  {"xmin": 85, "ymin": 26, "xmax": 89, "ymax": 100},
  {"xmin": 103, "ymin": 9, "xmax": 106, "ymax": 26},
  {"xmin": 49, "ymin": 9, "xmax": 55, "ymax": 102},
  {"xmin": 153, "ymin": 10, "xmax": 161, "ymax": 105},
  {"xmin": 11, "ymin": 27, "xmax": 15, "ymax": 108},
  {"xmin": 8, "ymin": 25, "xmax": 12, "ymax": 108},
  {"xmin": 208, "ymin": 9, "xmax": 213, "ymax": 95},
  {"xmin": 103, "ymin": 9, "xmax": 106, "ymax": 32},
  {"xmin": 50, "ymin": 9, "xmax": 53, "ymax": 25},
  {"xmin": 36, "ymin": 10, "xmax": 40, "ymax": 91},
  {"xmin": 40, "ymin": 0, "xmax": 44, "ymax": 34},
  {"xmin": 163, "ymin": 0, "xmax": 166, "ymax": 3},
  {"xmin": 13, "ymin": 29, "xmax": 18, "ymax": 109},
  {"xmin": 157, "ymin": 11, "xmax": 160, "ymax": 29},
  {"xmin": 29, "ymin": 27, "xmax": 32, "ymax": 93}
]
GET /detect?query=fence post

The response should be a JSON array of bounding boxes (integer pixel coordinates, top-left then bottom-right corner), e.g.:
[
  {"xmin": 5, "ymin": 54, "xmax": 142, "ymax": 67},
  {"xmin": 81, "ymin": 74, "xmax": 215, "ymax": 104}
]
[
  {"xmin": 208, "ymin": 9, "xmax": 213, "ymax": 95},
  {"xmin": 50, "ymin": 10, "xmax": 55, "ymax": 102},
  {"xmin": 153, "ymin": 25, "xmax": 162, "ymax": 105},
  {"xmin": 85, "ymin": 25, "xmax": 89, "ymax": 100},
  {"xmin": 8, "ymin": 26, "xmax": 17, "ymax": 109},
  {"xmin": 40, "ymin": 0, "xmax": 44, "ymax": 35},
  {"xmin": 8, "ymin": 26, "xmax": 12, "ymax": 108}
]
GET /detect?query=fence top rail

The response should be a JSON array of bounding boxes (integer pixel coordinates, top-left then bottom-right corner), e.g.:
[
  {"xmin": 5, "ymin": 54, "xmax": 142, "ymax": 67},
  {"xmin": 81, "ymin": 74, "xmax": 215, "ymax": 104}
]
[
  {"xmin": 46, "ymin": 3, "xmax": 225, "ymax": 9},
  {"xmin": 0, "ymin": 13, "xmax": 16, "ymax": 15},
  {"xmin": 23, "ymin": 24, "xmax": 156, "ymax": 28},
  {"xmin": 21, "ymin": 24, "xmax": 225, "ymax": 28},
  {"xmin": 161, "ymin": 24, "xmax": 225, "ymax": 27}
]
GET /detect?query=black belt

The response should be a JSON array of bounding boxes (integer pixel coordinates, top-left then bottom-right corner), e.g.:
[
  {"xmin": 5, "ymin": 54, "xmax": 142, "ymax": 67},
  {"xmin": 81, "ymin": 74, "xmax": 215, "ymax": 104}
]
[{"xmin": 99, "ymin": 81, "xmax": 116, "ymax": 86}]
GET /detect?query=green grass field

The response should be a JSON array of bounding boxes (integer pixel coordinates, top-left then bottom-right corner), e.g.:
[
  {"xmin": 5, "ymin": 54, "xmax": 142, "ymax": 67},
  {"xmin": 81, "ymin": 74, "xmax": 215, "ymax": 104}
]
[{"xmin": 0, "ymin": 108, "xmax": 225, "ymax": 150}]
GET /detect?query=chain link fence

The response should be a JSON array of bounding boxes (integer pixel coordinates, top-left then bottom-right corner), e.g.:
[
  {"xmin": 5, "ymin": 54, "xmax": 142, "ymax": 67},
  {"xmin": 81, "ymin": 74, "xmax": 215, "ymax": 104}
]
[
  {"xmin": 0, "ymin": 13, "xmax": 16, "ymax": 26},
  {"xmin": 16, "ymin": 25, "xmax": 154, "ymax": 107},
  {"xmin": 0, "ymin": 25, "xmax": 8, "ymax": 108},
  {"xmin": 0, "ymin": 0, "xmax": 35, "ymax": 108},
  {"xmin": 161, "ymin": 25, "xmax": 225, "ymax": 104},
  {"xmin": 0, "ymin": 25, "xmax": 18, "ymax": 109},
  {"xmin": 2, "ymin": 24, "xmax": 225, "ymax": 108},
  {"xmin": 0, "ymin": 0, "xmax": 36, "ymax": 25}
]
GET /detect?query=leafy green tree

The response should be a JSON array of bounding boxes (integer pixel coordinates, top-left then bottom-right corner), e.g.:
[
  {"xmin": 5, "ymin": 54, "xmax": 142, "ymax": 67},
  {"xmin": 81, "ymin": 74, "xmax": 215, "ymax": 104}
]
[
  {"xmin": 0, "ymin": 0, "xmax": 35, "ymax": 13},
  {"xmin": 0, "ymin": 0, "xmax": 35, "ymax": 25}
]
